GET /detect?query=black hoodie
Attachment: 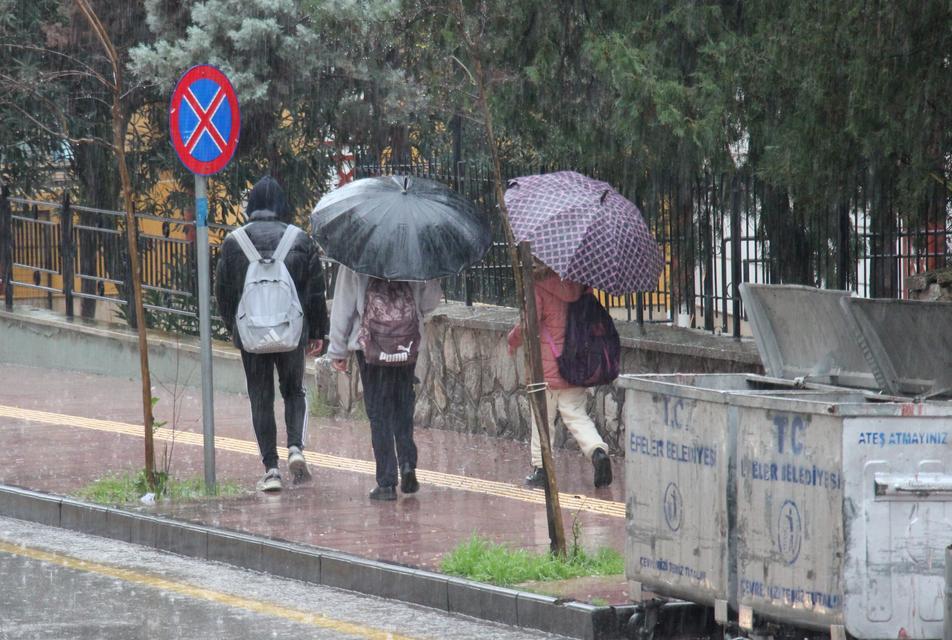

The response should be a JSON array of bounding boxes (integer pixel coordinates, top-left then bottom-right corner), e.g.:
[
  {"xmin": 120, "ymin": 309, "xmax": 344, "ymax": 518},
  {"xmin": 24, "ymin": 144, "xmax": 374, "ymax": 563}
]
[{"xmin": 214, "ymin": 177, "xmax": 328, "ymax": 348}]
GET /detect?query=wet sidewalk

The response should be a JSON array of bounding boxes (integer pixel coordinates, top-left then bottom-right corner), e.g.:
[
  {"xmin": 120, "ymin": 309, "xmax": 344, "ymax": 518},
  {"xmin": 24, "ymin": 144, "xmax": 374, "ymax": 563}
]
[{"xmin": 0, "ymin": 362, "xmax": 628, "ymax": 605}]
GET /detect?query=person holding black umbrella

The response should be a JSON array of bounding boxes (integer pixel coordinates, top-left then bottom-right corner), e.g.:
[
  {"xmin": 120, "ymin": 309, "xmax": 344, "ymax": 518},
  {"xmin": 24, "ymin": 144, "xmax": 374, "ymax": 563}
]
[
  {"xmin": 312, "ymin": 175, "xmax": 491, "ymax": 501},
  {"xmin": 327, "ymin": 267, "xmax": 442, "ymax": 500}
]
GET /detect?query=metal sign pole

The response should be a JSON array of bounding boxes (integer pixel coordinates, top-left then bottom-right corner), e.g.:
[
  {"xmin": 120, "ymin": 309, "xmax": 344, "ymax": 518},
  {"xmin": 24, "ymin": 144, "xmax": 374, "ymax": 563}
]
[
  {"xmin": 171, "ymin": 64, "xmax": 238, "ymax": 495},
  {"xmin": 195, "ymin": 174, "xmax": 216, "ymax": 494}
]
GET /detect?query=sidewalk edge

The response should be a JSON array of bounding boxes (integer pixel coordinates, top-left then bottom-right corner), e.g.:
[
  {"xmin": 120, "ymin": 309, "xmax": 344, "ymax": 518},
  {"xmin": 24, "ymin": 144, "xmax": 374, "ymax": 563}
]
[{"xmin": 0, "ymin": 484, "xmax": 633, "ymax": 639}]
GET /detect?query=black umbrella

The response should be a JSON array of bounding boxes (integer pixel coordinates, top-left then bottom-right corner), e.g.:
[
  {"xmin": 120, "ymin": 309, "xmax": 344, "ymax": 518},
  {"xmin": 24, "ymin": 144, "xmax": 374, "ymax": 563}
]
[{"xmin": 310, "ymin": 175, "xmax": 491, "ymax": 281}]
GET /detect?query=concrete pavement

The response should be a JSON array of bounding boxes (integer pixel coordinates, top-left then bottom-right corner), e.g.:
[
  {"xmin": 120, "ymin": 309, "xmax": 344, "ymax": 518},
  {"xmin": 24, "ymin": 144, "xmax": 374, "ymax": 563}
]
[
  {"xmin": 0, "ymin": 363, "xmax": 631, "ymax": 638},
  {"xmin": 0, "ymin": 515, "xmax": 569, "ymax": 640}
]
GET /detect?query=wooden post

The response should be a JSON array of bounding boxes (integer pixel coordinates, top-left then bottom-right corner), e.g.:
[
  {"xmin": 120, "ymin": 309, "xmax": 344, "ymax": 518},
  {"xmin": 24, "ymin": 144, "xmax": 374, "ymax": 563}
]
[{"xmin": 518, "ymin": 242, "xmax": 567, "ymax": 555}]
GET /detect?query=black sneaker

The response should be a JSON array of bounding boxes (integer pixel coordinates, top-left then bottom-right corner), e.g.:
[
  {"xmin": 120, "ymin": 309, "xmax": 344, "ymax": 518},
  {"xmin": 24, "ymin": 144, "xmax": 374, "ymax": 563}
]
[
  {"xmin": 525, "ymin": 466, "xmax": 547, "ymax": 488},
  {"xmin": 369, "ymin": 485, "xmax": 397, "ymax": 501},
  {"xmin": 592, "ymin": 449, "xmax": 613, "ymax": 488},
  {"xmin": 400, "ymin": 466, "xmax": 419, "ymax": 494}
]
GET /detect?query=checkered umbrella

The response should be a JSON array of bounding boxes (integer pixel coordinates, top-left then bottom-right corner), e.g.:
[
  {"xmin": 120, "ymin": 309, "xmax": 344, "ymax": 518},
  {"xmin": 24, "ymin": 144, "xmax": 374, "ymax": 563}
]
[{"xmin": 504, "ymin": 171, "xmax": 663, "ymax": 295}]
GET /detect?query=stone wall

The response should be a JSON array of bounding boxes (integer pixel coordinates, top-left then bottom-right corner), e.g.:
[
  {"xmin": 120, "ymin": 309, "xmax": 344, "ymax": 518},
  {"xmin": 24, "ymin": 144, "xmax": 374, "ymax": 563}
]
[
  {"xmin": 906, "ymin": 266, "xmax": 952, "ymax": 301},
  {"xmin": 314, "ymin": 301, "xmax": 763, "ymax": 457}
]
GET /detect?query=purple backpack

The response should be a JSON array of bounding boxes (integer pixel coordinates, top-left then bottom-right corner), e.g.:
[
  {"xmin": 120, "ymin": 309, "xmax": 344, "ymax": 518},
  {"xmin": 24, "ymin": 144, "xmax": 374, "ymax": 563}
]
[
  {"xmin": 545, "ymin": 293, "xmax": 620, "ymax": 387},
  {"xmin": 358, "ymin": 278, "xmax": 420, "ymax": 367}
]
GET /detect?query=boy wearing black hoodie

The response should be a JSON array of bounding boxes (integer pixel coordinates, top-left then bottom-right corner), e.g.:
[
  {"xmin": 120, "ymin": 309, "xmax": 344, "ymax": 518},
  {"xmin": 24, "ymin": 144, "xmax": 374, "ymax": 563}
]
[{"xmin": 215, "ymin": 177, "xmax": 329, "ymax": 492}]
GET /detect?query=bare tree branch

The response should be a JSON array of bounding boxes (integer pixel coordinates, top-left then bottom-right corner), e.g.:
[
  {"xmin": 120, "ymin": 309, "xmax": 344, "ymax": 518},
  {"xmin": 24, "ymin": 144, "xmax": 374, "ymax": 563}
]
[
  {"xmin": 0, "ymin": 70, "xmax": 113, "ymax": 113},
  {"xmin": 0, "ymin": 42, "xmax": 111, "ymax": 88},
  {"xmin": 0, "ymin": 102, "xmax": 106, "ymax": 147},
  {"xmin": 450, "ymin": 55, "xmax": 476, "ymax": 86},
  {"xmin": 74, "ymin": 0, "xmax": 120, "ymax": 92},
  {"xmin": 0, "ymin": 73, "xmax": 113, "ymax": 148}
]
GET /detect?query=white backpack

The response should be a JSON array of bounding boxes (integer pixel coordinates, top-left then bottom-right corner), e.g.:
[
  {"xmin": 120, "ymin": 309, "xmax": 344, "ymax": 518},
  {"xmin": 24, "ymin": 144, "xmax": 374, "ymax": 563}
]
[{"xmin": 230, "ymin": 225, "xmax": 304, "ymax": 354}]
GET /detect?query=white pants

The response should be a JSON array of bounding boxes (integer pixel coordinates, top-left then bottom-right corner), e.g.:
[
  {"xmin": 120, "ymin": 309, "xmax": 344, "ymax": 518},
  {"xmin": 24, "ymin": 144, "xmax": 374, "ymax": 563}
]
[{"xmin": 530, "ymin": 387, "xmax": 608, "ymax": 468}]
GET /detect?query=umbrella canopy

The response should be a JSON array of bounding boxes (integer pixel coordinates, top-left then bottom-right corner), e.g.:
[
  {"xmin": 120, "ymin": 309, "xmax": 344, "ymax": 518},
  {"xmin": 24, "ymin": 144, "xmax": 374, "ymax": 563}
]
[
  {"xmin": 504, "ymin": 171, "xmax": 663, "ymax": 295},
  {"xmin": 310, "ymin": 175, "xmax": 491, "ymax": 281}
]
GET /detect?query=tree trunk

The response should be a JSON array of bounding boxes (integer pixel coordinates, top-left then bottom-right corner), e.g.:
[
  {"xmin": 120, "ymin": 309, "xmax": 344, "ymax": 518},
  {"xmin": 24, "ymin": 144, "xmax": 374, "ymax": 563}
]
[
  {"xmin": 761, "ymin": 183, "xmax": 811, "ymax": 285},
  {"xmin": 670, "ymin": 174, "xmax": 696, "ymax": 322},
  {"xmin": 869, "ymin": 160, "xmax": 898, "ymax": 298},
  {"xmin": 388, "ymin": 125, "xmax": 409, "ymax": 168},
  {"xmin": 75, "ymin": 0, "xmax": 156, "ymax": 490}
]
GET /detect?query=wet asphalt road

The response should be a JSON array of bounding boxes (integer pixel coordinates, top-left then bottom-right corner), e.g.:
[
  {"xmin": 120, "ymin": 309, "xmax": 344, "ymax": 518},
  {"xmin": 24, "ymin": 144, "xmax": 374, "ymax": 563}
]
[{"xmin": 0, "ymin": 516, "xmax": 567, "ymax": 640}]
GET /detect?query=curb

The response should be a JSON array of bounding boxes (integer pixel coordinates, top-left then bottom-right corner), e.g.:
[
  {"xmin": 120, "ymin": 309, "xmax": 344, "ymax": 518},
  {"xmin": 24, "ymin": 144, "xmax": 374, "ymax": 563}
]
[{"xmin": 0, "ymin": 485, "xmax": 633, "ymax": 639}]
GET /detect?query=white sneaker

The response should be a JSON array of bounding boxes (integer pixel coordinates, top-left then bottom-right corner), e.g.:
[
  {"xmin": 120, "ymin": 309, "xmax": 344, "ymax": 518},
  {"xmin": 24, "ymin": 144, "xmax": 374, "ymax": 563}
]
[
  {"xmin": 288, "ymin": 446, "xmax": 311, "ymax": 484},
  {"xmin": 256, "ymin": 468, "xmax": 282, "ymax": 492}
]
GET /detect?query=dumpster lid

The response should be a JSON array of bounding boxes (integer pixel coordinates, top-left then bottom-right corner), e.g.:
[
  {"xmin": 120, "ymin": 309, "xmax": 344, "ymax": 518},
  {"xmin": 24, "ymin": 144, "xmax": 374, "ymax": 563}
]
[
  {"xmin": 739, "ymin": 284, "xmax": 880, "ymax": 389},
  {"xmin": 840, "ymin": 297, "xmax": 952, "ymax": 397}
]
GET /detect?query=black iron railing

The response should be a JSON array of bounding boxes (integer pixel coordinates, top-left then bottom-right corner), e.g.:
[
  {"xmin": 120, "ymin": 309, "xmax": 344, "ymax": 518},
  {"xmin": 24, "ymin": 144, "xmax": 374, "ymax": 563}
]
[
  {"xmin": 1, "ymin": 192, "xmax": 228, "ymax": 337},
  {"xmin": 1, "ymin": 161, "xmax": 948, "ymax": 339},
  {"xmin": 355, "ymin": 156, "xmax": 951, "ymax": 337}
]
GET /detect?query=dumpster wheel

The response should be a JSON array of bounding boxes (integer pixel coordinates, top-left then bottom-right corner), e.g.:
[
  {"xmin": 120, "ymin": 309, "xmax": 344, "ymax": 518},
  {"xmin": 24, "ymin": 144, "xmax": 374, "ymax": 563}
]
[{"xmin": 626, "ymin": 600, "xmax": 718, "ymax": 640}]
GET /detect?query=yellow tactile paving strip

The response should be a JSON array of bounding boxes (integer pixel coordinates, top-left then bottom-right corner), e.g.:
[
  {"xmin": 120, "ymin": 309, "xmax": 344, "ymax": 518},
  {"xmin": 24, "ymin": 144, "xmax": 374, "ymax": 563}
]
[
  {"xmin": 0, "ymin": 405, "xmax": 625, "ymax": 518},
  {"xmin": 0, "ymin": 540, "xmax": 422, "ymax": 640}
]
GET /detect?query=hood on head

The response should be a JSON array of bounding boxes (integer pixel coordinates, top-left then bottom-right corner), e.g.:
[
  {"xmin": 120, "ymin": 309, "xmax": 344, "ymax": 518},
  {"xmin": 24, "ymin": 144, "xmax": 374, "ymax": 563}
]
[{"xmin": 246, "ymin": 176, "xmax": 291, "ymax": 222}]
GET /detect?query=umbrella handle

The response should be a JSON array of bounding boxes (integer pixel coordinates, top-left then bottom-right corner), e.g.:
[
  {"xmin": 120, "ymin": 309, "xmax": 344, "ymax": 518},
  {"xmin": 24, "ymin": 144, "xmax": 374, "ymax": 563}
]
[{"xmin": 390, "ymin": 175, "xmax": 411, "ymax": 193}]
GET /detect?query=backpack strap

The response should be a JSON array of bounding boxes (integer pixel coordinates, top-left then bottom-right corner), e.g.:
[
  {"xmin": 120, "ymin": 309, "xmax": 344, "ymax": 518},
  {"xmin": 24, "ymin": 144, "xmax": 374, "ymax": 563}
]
[
  {"xmin": 272, "ymin": 225, "xmax": 302, "ymax": 264},
  {"xmin": 230, "ymin": 227, "xmax": 262, "ymax": 263}
]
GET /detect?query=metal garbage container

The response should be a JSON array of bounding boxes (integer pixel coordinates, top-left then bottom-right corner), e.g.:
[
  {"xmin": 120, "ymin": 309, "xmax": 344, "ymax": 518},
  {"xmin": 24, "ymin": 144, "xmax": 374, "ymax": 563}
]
[{"xmin": 621, "ymin": 284, "xmax": 952, "ymax": 640}]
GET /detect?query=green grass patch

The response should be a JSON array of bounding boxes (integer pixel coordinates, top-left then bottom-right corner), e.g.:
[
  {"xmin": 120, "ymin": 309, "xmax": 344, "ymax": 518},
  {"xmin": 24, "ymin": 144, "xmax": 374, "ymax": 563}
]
[
  {"xmin": 440, "ymin": 534, "xmax": 623, "ymax": 586},
  {"xmin": 352, "ymin": 399, "xmax": 368, "ymax": 421},
  {"xmin": 74, "ymin": 471, "xmax": 245, "ymax": 506}
]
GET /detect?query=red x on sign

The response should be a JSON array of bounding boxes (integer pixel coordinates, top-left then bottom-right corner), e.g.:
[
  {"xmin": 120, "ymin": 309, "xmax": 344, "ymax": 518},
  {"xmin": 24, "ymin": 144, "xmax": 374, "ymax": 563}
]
[
  {"xmin": 170, "ymin": 65, "xmax": 240, "ymax": 176},
  {"xmin": 182, "ymin": 87, "xmax": 228, "ymax": 154}
]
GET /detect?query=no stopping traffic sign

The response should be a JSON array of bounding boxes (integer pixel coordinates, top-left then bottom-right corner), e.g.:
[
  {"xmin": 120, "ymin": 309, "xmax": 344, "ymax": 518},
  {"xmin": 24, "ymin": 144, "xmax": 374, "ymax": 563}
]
[{"xmin": 169, "ymin": 65, "xmax": 240, "ymax": 176}]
